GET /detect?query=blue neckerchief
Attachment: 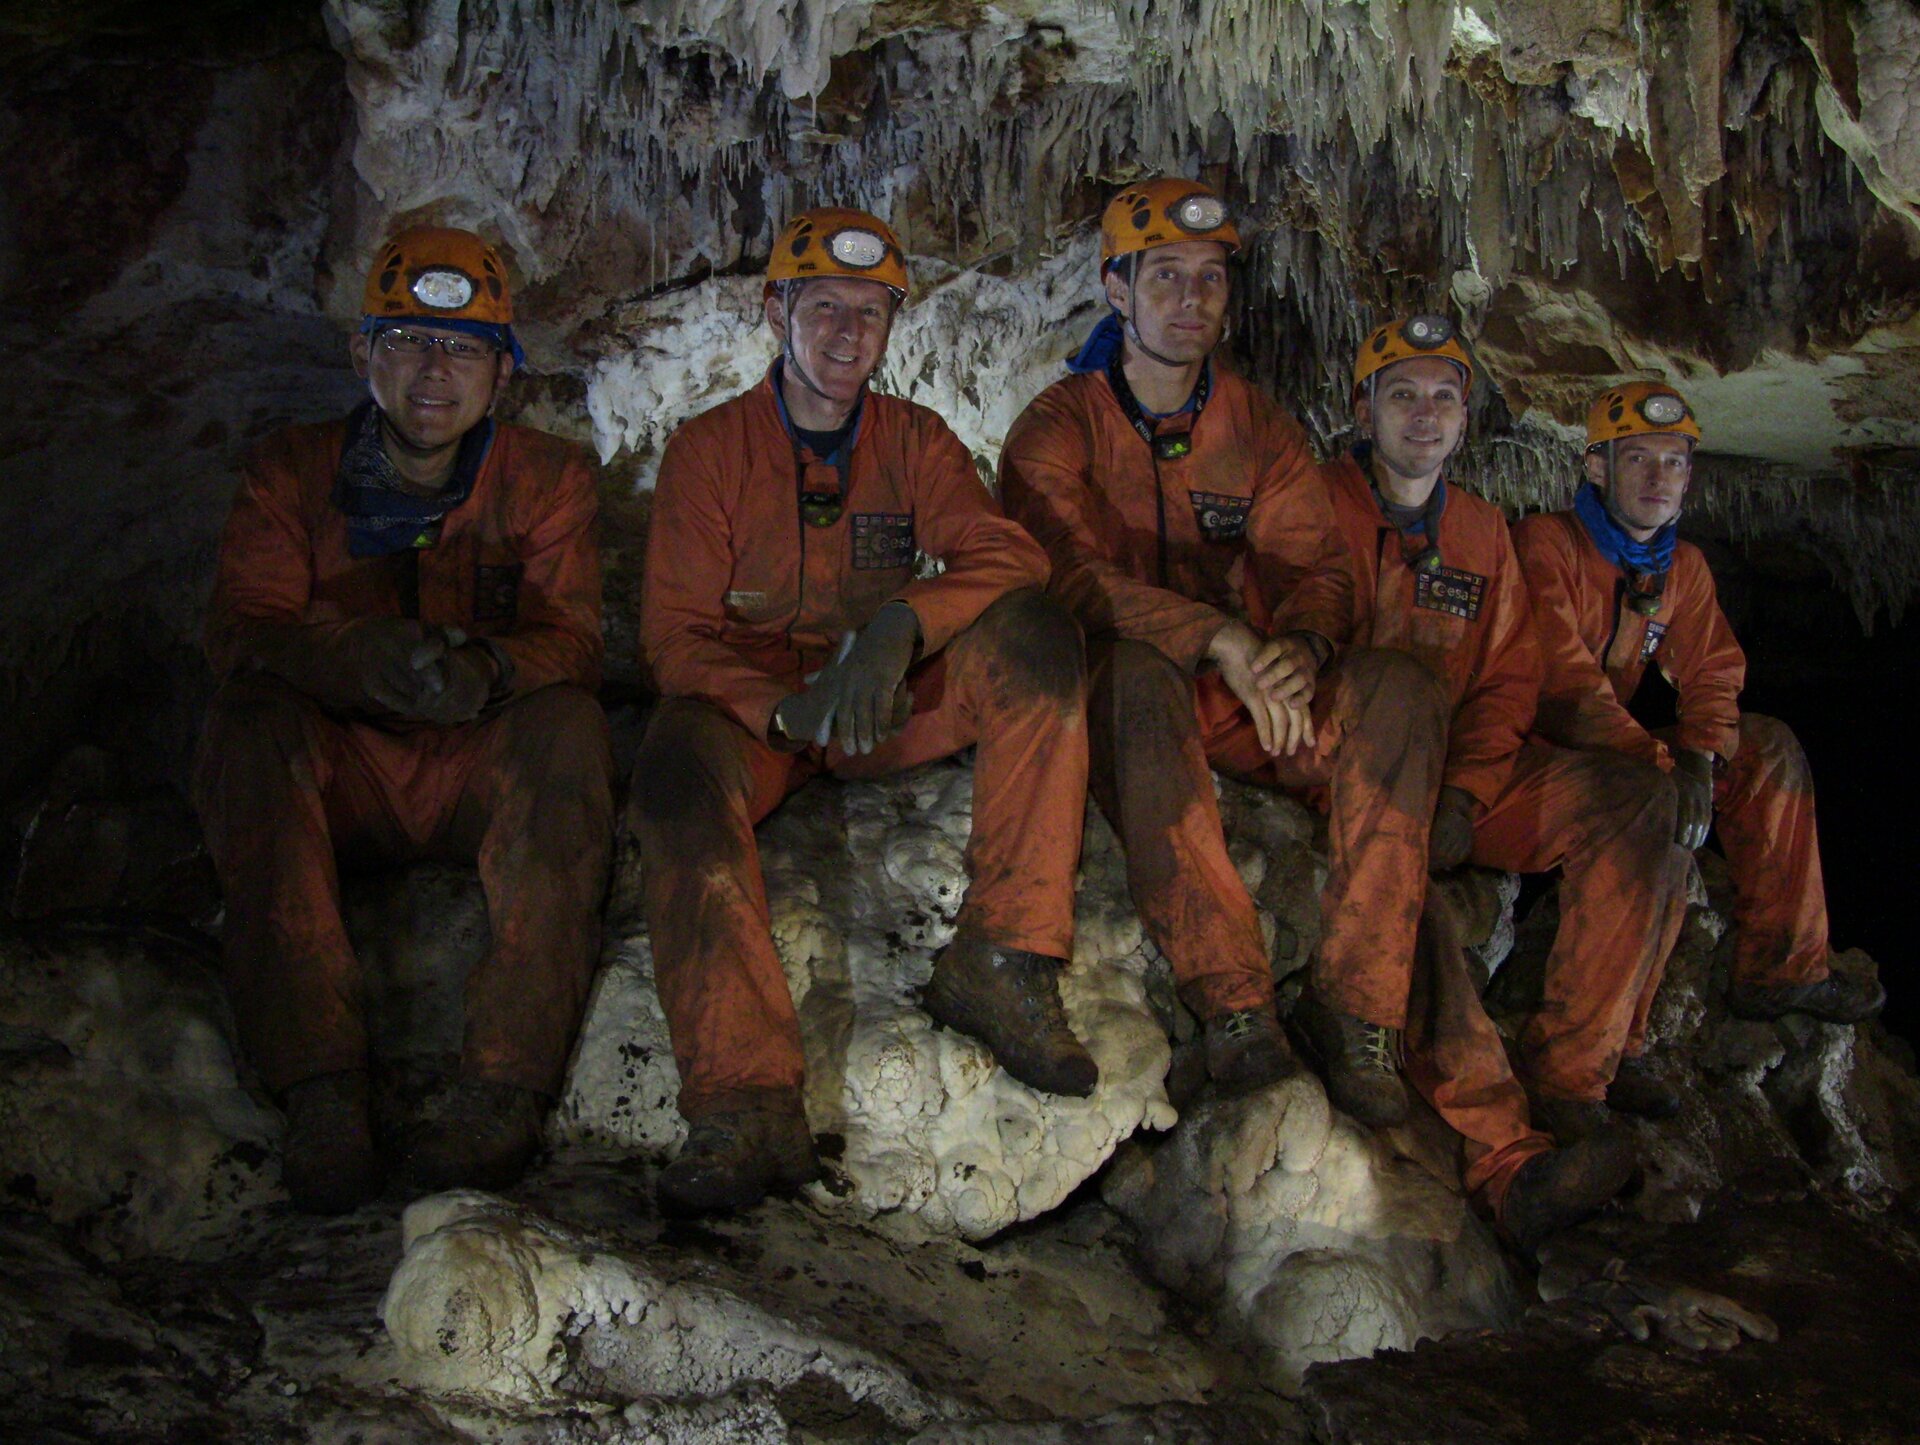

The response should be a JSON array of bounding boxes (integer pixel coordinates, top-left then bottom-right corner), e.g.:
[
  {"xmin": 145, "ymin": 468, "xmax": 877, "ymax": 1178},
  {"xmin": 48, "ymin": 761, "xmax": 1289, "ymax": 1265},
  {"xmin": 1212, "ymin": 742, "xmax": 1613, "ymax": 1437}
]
[
  {"xmin": 1573, "ymin": 481, "xmax": 1675, "ymax": 575},
  {"xmin": 770, "ymin": 358, "xmax": 864, "ymax": 464},
  {"xmin": 332, "ymin": 401, "xmax": 491, "ymax": 558},
  {"xmin": 1066, "ymin": 312, "xmax": 1126, "ymax": 374},
  {"xmin": 359, "ymin": 314, "xmax": 525, "ymax": 369}
]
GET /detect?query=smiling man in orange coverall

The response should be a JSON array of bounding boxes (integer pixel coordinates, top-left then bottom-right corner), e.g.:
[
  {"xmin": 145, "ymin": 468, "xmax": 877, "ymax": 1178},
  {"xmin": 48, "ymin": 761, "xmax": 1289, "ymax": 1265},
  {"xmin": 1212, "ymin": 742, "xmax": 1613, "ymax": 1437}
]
[
  {"xmin": 1514, "ymin": 382, "xmax": 1883, "ymax": 1084},
  {"xmin": 1000, "ymin": 178, "xmax": 1452, "ymax": 1130},
  {"xmin": 628, "ymin": 207, "xmax": 1093, "ymax": 1216},
  {"xmin": 193, "ymin": 226, "xmax": 614, "ymax": 1213},
  {"xmin": 1307, "ymin": 316, "xmax": 1651, "ymax": 1245}
]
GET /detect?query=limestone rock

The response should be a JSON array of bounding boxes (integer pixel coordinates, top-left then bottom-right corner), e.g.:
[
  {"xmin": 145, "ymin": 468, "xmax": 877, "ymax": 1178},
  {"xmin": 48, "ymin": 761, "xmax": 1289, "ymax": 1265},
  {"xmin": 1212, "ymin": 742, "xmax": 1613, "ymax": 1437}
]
[{"xmin": 0, "ymin": 919, "xmax": 283, "ymax": 1257}]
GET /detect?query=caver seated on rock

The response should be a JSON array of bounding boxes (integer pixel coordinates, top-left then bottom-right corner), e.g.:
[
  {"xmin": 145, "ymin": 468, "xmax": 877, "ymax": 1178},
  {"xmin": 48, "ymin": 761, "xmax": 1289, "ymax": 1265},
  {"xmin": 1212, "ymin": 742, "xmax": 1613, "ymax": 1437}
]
[
  {"xmin": 192, "ymin": 225, "xmax": 615, "ymax": 1214},
  {"xmin": 1292, "ymin": 314, "xmax": 1657, "ymax": 1240},
  {"xmin": 627, "ymin": 206, "xmax": 1095, "ymax": 1216},
  {"xmin": 1512, "ymin": 381, "xmax": 1884, "ymax": 1137},
  {"xmin": 999, "ymin": 178, "xmax": 1443, "ymax": 1132}
]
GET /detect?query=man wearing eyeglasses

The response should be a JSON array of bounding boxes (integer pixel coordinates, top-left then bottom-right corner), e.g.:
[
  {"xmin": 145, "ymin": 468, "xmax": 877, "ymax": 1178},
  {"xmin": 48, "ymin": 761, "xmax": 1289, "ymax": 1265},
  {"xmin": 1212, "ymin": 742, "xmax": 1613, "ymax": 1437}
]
[
  {"xmin": 1000, "ymin": 180, "xmax": 1454, "ymax": 1131},
  {"xmin": 630, "ymin": 207, "xmax": 1093, "ymax": 1215},
  {"xmin": 193, "ymin": 225, "xmax": 613, "ymax": 1212},
  {"xmin": 1513, "ymin": 383, "xmax": 1883, "ymax": 1109}
]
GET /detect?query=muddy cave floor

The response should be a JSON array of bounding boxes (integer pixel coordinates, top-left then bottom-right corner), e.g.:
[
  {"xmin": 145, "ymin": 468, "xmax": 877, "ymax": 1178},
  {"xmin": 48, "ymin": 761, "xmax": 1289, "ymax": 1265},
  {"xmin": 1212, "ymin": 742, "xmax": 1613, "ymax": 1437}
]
[{"xmin": 7, "ymin": 1142, "xmax": 1920, "ymax": 1445}]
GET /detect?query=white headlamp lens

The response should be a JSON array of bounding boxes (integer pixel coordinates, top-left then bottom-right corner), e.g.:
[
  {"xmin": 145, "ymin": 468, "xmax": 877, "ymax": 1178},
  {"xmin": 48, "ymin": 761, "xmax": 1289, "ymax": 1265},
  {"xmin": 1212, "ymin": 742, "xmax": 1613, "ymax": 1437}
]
[
  {"xmin": 1640, "ymin": 393, "xmax": 1688, "ymax": 425},
  {"xmin": 828, "ymin": 229, "xmax": 889, "ymax": 269},
  {"xmin": 1172, "ymin": 195, "xmax": 1228, "ymax": 233},
  {"xmin": 1403, "ymin": 314, "xmax": 1455, "ymax": 348},
  {"xmin": 411, "ymin": 268, "xmax": 476, "ymax": 310}
]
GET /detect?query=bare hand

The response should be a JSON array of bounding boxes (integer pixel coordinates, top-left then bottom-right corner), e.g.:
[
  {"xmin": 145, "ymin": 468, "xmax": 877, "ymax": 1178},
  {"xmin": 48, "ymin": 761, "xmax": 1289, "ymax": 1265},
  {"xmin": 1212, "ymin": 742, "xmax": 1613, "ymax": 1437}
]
[{"xmin": 1208, "ymin": 621, "xmax": 1318, "ymax": 757}]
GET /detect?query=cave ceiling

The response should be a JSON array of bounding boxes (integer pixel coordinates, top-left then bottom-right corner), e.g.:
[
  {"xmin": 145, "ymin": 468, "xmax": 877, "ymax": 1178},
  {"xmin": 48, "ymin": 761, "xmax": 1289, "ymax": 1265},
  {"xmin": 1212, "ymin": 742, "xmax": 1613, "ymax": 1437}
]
[{"xmin": 2, "ymin": 0, "xmax": 1920, "ymax": 789}]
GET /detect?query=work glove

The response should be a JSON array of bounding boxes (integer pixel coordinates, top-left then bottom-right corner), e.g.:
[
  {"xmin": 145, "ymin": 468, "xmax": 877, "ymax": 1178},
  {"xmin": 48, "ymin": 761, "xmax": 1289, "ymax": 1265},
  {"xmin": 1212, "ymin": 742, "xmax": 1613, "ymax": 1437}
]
[
  {"xmin": 1428, "ymin": 785, "xmax": 1480, "ymax": 873},
  {"xmin": 1672, "ymin": 748, "xmax": 1716, "ymax": 851},
  {"xmin": 408, "ymin": 637, "xmax": 496, "ymax": 726},
  {"xmin": 1573, "ymin": 1259, "xmax": 1779, "ymax": 1352},
  {"xmin": 773, "ymin": 606, "xmax": 919, "ymax": 755}
]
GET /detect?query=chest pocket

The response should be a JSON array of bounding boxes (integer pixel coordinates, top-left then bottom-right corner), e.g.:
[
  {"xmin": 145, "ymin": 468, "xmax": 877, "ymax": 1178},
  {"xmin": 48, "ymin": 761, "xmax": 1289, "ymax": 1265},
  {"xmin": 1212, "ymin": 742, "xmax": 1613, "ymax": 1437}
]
[
  {"xmin": 1639, "ymin": 619, "xmax": 1668, "ymax": 663},
  {"xmin": 1189, "ymin": 490, "xmax": 1251, "ymax": 543},
  {"xmin": 851, "ymin": 512, "xmax": 915, "ymax": 570},
  {"xmin": 474, "ymin": 562, "xmax": 522, "ymax": 624}
]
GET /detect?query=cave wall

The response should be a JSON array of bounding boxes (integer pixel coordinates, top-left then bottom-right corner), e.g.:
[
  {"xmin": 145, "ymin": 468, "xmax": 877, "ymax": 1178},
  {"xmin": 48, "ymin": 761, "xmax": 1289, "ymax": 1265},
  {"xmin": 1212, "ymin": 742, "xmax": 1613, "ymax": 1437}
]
[{"xmin": 3, "ymin": 0, "xmax": 1919, "ymax": 806}]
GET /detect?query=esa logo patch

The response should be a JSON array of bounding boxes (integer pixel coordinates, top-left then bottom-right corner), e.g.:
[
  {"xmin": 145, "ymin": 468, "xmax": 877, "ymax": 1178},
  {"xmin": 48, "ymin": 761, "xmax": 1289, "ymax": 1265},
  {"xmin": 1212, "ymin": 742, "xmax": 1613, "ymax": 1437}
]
[
  {"xmin": 1640, "ymin": 619, "xmax": 1669, "ymax": 662},
  {"xmin": 851, "ymin": 513, "xmax": 915, "ymax": 570},
  {"xmin": 1189, "ymin": 491, "xmax": 1251, "ymax": 541},
  {"xmin": 1413, "ymin": 565, "xmax": 1486, "ymax": 620}
]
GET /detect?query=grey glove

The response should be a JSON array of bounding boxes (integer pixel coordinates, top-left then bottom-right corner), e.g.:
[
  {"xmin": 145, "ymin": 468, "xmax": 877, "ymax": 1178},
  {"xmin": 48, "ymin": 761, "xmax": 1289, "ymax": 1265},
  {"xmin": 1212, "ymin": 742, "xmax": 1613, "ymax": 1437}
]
[
  {"xmin": 1577, "ymin": 1258, "xmax": 1779, "ymax": 1352},
  {"xmin": 1673, "ymin": 749, "xmax": 1715, "ymax": 851},
  {"xmin": 1428, "ymin": 785, "xmax": 1480, "ymax": 873}
]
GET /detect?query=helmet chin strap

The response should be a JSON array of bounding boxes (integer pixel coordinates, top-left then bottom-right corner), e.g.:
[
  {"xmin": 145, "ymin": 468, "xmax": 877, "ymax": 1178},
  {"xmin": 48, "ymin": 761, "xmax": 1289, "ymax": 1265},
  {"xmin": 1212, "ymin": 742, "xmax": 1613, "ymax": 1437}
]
[{"xmin": 781, "ymin": 287, "xmax": 839, "ymax": 404}]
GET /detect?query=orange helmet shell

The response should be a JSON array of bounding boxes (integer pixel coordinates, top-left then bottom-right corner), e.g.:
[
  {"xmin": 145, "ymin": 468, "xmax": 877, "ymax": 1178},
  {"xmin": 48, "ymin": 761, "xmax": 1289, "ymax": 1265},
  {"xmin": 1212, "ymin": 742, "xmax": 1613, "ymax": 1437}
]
[
  {"xmin": 1353, "ymin": 315, "xmax": 1473, "ymax": 396},
  {"xmin": 1586, "ymin": 381, "xmax": 1702, "ymax": 449},
  {"xmin": 766, "ymin": 207, "xmax": 909, "ymax": 299},
  {"xmin": 1100, "ymin": 179, "xmax": 1241, "ymax": 271},
  {"xmin": 362, "ymin": 226, "xmax": 513, "ymax": 325}
]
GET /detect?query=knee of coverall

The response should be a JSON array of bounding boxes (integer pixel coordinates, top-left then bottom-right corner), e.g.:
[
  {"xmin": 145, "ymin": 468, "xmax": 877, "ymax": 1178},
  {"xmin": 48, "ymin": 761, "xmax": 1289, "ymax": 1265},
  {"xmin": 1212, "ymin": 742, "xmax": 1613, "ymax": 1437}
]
[
  {"xmin": 961, "ymin": 586, "xmax": 1087, "ymax": 708},
  {"xmin": 1338, "ymin": 647, "xmax": 1451, "ymax": 755},
  {"xmin": 488, "ymin": 683, "xmax": 615, "ymax": 831},
  {"xmin": 1095, "ymin": 637, "xmax": 1196, "ymax": 730},
  {"xmin": 192, "ymin": 675, "xmax": 332, "ymax": 820},
  {"xmin": 1731, "ymin": 713, "xmax": 1813, "ymax": 794},
  {"xmin": 1588, "ymin": 750, "xmax": 1681, "ymax": 848},
  {"xmin": 625, "ymin": 697, "xmax": 756, "ymax": 843}
]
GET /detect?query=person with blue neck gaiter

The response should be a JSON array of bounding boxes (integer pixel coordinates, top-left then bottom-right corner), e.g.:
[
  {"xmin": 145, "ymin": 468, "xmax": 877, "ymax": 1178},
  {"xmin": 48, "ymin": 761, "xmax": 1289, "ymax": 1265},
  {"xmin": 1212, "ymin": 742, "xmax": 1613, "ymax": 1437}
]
[
  {"xmin": 1515, "ymin": 381, "xmax": 1884, "ymax": 1076},
  {"xmin": 194, "ymin": 225, "xmax": 613, "ymax": 1214}
]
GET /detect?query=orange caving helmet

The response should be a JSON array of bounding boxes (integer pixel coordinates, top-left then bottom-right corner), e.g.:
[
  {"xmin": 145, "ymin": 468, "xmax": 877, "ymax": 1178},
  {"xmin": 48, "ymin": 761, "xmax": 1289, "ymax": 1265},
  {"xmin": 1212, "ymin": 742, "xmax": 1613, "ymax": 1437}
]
[
  {"xmin": 362, "ymin": 226, "xmax": 514, "ymax": 325},
  {"xmin": 1352, "ymin": 314, "xmax": 1473, "ymax": 396},
  {"xmin": 1100, "ymin": 178, "xmax": 1241, "ymax": 272},
  {"xmin": 1585, "ymin": 380, "xmax": 1702, "ymax": 450},
  {"xmin": 766, "ymin": 207, "xmax": 910, "ymax": 300}
]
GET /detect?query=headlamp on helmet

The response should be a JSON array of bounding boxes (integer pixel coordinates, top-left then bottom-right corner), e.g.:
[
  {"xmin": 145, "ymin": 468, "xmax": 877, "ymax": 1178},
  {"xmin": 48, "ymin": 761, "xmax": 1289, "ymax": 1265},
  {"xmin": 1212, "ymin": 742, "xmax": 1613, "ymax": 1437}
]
[
  {"xmin": 1100, "ymin": 178, "xmax": 1242, "ymax": 273},
  {"xmin": 827, "ymin": 228, "xmax": 891, "ymax": 270},
  {"xmin": 1401, "ymin": 314, "xmax": 1455, "ymax": 348},
  {"xmin": 1639, "ymin": 392, "xmax": 1689, "ymax": 426},
  {"xmin": 766, "ymin": 207, "xmax": 911, "ymax": 300},
  {"xmin": 1583, "ymin": 381, "xmax": 1702, "ymax": 449},
  {"xmin": 411, "ymin": 267, "xmax": 477, "ymax": 311},
  {"xmin": 1172, "ymin": 193, "xmax": 1229, "ymax": 234},
  {"xmin": 1351, "ymin": 314, "xmax": 1474, "ymax": 396}
]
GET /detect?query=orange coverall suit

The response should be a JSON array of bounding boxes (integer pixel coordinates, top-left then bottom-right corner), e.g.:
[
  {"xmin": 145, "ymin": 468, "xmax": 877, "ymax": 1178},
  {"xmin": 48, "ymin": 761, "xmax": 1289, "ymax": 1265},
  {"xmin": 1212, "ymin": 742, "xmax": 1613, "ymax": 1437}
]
[
  {"xmin": 194, "ymin": 419, "xmax": 615, "ymax": 1097},
  {"xmin": 1319, "ymin": 456, "xmax": 1685, "ymax": 1201},
  {"xmin": 630, "ymin": 373, "xmax": 1088, "ymax": 1119},
  {"xmin": 1515, "ymin": 511, "xmax": 1831, "ymax": 1007},
  {"xmin": 999, "ymin": 366, "xmax": 1449, "ymax": 1031}
]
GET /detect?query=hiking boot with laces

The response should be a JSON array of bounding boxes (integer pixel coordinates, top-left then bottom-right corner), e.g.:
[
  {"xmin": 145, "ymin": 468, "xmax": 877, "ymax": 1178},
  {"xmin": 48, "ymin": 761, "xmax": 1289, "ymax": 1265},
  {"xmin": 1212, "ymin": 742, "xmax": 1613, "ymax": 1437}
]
[
  {"xmin": 281, "ymin": 1068, "xmax": 382, "ymax": 1214},
  {"xmin": 1289, "ymin": 990, "xmax": 1408, "ymax": 1127},
  {"xmin": 1204, "ymin": 1007, "xmax": 1299, "ymax": 1096},
  {"xmin": 657, "ymin": 1090, "xmax": 821, "ymax": 1217},
  {"xmin": 923, "ymin": 936, "xmax": 1098, "ymax": 1097},
  {"xmin": 1727, "ymin": 967, "xmax": 1885, "ymax": 1026},
  {"xmin": 1607, "ymin": 1054, "xmax": 1682, "ymax": 1119},
  {"xmin": 1501, "ymin": 1131, "xmax": 1639, "ymax": 1260},
  {"xmin": 402, "ymin": 1078, "xmax": 548, "ymax": 1193},
  {"xmin": 1531, "ymin": 1093, "xmax": 1614, "ymax": 1145}
]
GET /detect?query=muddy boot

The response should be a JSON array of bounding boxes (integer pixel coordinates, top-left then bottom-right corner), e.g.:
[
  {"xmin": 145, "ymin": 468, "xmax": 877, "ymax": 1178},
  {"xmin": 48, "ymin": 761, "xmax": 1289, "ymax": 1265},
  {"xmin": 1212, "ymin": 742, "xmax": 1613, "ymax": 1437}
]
[
  {"xmin": 402, "ymin": 1079, "xmax": 548, "ymax": 1193},
  {"xmin": 1501, "ymin": 1132, "xmax": 1639, "ymax": 1260},
  {"xmin": 1607, "ymin": 1055, "xmax": 1682, "ymax": 1119},
  {"xmin": 1204, "ymin": 1007, "xmax": 1298, "ymax": 1096},
  {"xmin": 923, "ymin": 937, "xmax": 1098, "ymax": 1097},
  {"xmin": 281, "ymin": 1069, "xmax": 382, "ymax": 1214},
  {"xmin": 1727, "ymin": 967, "xmax": 1885, "ymax": 1025},
  {"xmin": 657, "ymin": 1090, "xmax": 821, "ymax": 1217},
  {"xmin": 1288, "ymin": 990, "xmax": 1408, "ymax": 1127},
  {"xmin": 1531, "ymin": 1093, "xmax": 1614, "ymax": 1145}
]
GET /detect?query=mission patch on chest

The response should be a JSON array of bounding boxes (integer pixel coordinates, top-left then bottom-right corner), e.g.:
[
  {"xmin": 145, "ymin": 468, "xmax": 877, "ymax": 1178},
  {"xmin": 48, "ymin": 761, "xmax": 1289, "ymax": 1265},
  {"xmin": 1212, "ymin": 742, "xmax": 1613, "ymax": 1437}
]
[
  {"xmin": 851, "ymin": 512, "xmax": 915, "ymax": 570},
  {"xmin": 1640, "ymin": 619, "xmax": 1669, "ymax": 662},
  {"xmin": 1188, "ymin": 490, "xmax": 1251, "ymax": 541},
  {"xmin": 1413, "ymin": 564, "xmax": 1486, "ymax": 620}
]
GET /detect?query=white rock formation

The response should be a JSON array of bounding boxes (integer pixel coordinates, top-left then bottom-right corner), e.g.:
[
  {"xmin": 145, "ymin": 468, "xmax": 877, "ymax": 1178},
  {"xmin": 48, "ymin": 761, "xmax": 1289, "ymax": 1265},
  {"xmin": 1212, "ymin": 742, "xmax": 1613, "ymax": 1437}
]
[
  {"xmin": 560, "ymin": 759, "xmax": 1181, "ymax": 1239},
  {"xmin": 0, "ymin": 921, "xmax": 283, "ymax": 1257}
]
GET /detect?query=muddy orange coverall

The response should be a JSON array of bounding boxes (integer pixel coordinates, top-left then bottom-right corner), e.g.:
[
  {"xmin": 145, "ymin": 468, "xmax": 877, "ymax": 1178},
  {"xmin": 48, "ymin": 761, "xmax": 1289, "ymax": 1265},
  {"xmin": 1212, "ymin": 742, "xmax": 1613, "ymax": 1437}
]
[
  {"xmin": 630, "ymin": 372, "xmax": 1088, "ymax": 1118},
  {"xmin": 1515, "ymin": 510, "xmax": 1832, "ymax": 1008},
  {"xmin": 1317, "ymin": 455, "xmax": 1687, "ymax": 1200},
  {"xmin": 1000, "ymin": 365, "xmax": 1450, "ymax": 1032},
  {"xmin": 194, "ymin": 418, "xmax": 615, "ymax": 1097}
]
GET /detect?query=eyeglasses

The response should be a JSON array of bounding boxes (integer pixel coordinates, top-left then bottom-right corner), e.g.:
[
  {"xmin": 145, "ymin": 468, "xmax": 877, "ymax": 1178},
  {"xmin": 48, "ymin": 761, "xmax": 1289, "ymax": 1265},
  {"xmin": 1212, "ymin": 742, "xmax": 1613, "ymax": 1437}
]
[{"xmin": 375, "ymin": 327, "xmax": 500, "ymax": 362}]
